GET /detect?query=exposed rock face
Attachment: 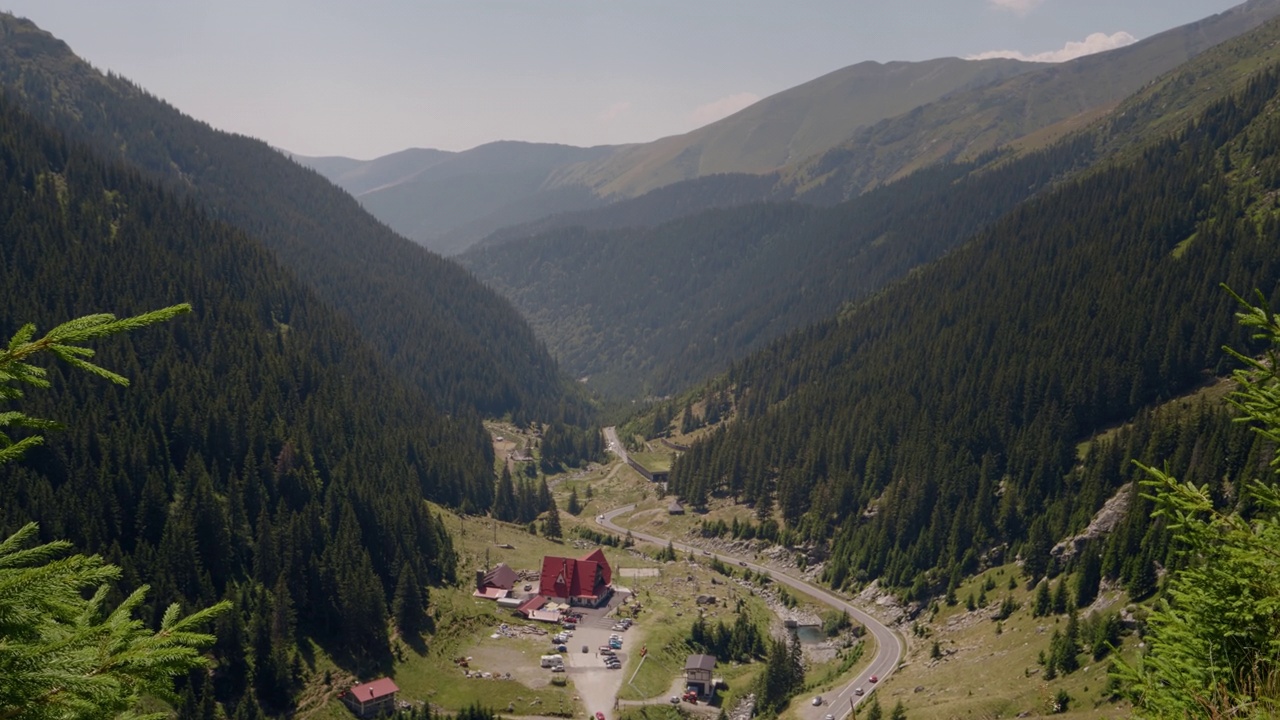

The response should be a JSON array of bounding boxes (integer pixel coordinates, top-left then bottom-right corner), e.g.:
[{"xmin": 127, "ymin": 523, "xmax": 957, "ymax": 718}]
[{"xmin": 1051, "ymin": 487, "xmax": 1131, "ymax": 563}]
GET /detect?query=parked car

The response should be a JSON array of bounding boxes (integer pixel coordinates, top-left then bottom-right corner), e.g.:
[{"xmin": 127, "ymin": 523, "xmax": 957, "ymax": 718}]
[
  {"xmin": 582, "ymin": 645, "xmax": 589, "ymax": 653},
  {"xmin": 551, "ymin": 665, "xmax": 565, "ymax": 673},
  {"xmin": 669, "ymin": 696, "xmax": 680, "ymax": 704},
  {"xmin": 596, "ymin": 712, "xmax": 606, "ymax": 720},
  {"xmin": 812, "ymin": 697, "xmax": 823, "ymax": 706},
  {"xmin": 557, "ymin": 644, "xmax": 568, "ymax": 653}
]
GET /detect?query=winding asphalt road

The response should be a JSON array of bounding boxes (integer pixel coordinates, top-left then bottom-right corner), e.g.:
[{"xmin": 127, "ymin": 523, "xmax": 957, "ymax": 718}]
[{"xmin": 597, "ymin": 430, "xmax": 904, "ymax": 719}]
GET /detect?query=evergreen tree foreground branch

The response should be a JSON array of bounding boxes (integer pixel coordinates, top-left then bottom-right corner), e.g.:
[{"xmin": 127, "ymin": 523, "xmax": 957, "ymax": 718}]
[
  {"xmin": 1116, "ymin": 288, "xmax": 1280, "ymax": 718},
  {"xmin": 0, "ymin": 304, "xmax": 231, "ymax": 719}
]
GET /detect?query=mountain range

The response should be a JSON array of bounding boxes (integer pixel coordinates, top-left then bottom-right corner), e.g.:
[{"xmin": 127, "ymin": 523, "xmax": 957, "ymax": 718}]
[
  {"xmin": 303, "ymin": 0, "xmax": 1280, "ymax": 257},
  {"xmin": 457, "ymin": 2, "xmax": 1280, "ymax": 398}
]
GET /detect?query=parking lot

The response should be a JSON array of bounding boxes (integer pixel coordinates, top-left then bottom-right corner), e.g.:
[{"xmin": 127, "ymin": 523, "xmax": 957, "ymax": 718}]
[{"xmin": 560, "ymin": 591, "xmax": 634, "ymax": 719}]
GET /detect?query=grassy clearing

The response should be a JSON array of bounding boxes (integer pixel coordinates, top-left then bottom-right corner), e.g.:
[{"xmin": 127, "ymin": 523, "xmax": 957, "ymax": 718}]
[
  {"xmin": 391, "ymin": 588, "xmax": 579, "ymax": 716},
  {"xmin": 615, "ymin": 558, "xmax": 774, "ymax": 702},
  {"xmin": 871, "ymin": 565, "xmax": 1134, "ymax": 719},
  {"xmin": 1075, "ymin": 375, "xmax": 1233, "ymax": 460}
]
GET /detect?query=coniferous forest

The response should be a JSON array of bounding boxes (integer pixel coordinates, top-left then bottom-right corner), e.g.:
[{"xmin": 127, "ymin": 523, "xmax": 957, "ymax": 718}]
[
  {"xmin": 670, "ymin": 67, "xmax": 1280, "ymax": 598},
  {"xmin": 0, "ymin": 92, "xmax": 484, "ymax": 715}
]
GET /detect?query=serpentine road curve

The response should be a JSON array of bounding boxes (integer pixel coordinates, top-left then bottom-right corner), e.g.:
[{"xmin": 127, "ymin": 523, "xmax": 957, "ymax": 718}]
[{"xmin": 597, "ymin": 451, "xmax": 905, "ymax": 720}]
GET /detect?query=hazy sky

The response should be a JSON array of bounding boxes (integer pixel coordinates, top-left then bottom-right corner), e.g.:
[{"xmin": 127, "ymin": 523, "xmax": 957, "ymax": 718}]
[{"xmin": 1, "ymin": 1, "xmax": 1246, "ymax": 158}]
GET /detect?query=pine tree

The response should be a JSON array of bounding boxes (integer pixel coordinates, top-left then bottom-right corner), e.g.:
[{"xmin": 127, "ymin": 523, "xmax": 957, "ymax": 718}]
[
  {"xmin": 566, "ymin": 487, "xmax": 581, "ymax": 515},
  {"xmin": 866, "ymin": 695, "xmax": 883, "ymax": 720},
  {"xmin": 543, "ymin": 497, "xmax": 563, "ymax": 540},
  {"xmin": 1051, "ymin": 578, "xmax": 1069, "ymax": 615},
  {"xmin": 890, "ymin": 700, "xmax": 907, "ymax": 720},
  {"xmin": 1033, "ymin": 580, "xmax": 1051, "ymax": 617},
  {"xmin": 494, "ymin": 465, "xmax": 517, "ymax": 522},
  {"xmin": 1074, "ymin": 549, "xmax": 1102, "ymax": 609},
  {"xmin": 393, "ymin": 561, "xmax": 428, "ymax": 638}
]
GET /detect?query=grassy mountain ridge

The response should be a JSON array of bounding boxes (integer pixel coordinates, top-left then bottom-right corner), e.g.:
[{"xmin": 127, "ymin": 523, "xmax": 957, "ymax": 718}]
[
  {"xmin": 546, "ymin": 57, "xmax": 1038, "ymax": 199},
  {"xmin": 291, "ymin": 146, "xmax": 456, "ymax": 196},
  {"xmin": 307, "ymin": 59, "xmax": 1039, "ymax": 255},
  {"xmin": 782, "ymin": 0, "xmax": 1280, "ymax": 203},
  {"xmin": 0, "ymin": 13, "xmax": 584, "ymax": 423}
]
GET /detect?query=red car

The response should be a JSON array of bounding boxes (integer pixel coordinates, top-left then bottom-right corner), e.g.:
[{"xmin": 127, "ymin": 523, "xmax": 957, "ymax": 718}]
[
  {"xmin": 869, "ymin": 675, "xmax": 879, "ymax": 683},
  {"xmin": 596, "ymin": 713, "xmax": 606, "ymax": 720}
]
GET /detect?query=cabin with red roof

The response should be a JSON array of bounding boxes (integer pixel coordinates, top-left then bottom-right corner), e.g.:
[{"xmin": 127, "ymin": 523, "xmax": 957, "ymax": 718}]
[
  {"xmin": 472, "ymin": 562, "xmax": 518, "ymax": 599},
  {"xmin": 342, "ymin": 677, "xmax": 399, "ymax": 718},
  {"xmin": 538, "ymin": 548, "xmax": 613, "ymax": 607}
]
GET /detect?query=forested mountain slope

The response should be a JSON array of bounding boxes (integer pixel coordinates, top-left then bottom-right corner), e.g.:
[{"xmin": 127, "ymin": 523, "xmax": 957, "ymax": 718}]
[
  {"xmin": 463, "ymin": 12, "xmax": 1280, "ymax": 400},
  {"xmin": 0, "ymin": 14, "xmax": 583, "ymax": 423},
  {"xmin": 0, "ymin": 94, "xmax": 482, "ymax": 715},
  {"xmin": 668, "ymin": 67, "xmax": 1280, "ymax": 599}
]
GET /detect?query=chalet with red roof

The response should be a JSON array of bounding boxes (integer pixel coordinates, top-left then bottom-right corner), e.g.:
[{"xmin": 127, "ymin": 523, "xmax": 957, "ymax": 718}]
[
  {"xmin": 342, "ymin": 677, "xmax": 399, "ymax": 718},
  {"xmin": 538, "ymin": 548, "xmax": 613, "ymax": 607}
]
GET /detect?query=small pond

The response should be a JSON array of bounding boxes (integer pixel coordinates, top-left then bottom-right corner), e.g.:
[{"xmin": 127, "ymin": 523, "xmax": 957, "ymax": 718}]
[{"xmin": 793, "ymin": 624, "xmax": 826, "ymax": 645}]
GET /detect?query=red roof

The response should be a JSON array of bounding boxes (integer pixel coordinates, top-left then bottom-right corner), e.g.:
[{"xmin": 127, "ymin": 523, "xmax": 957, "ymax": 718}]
[
  {"xmin": 517, "ymin": 594, "xmax": 548, "ymax": 616},
  {"xmin": 579, "ymin": 548, "xmax": 613, "ymax": 585},
  {"xmin": 538, "ymin": 549, "xmax": 612, "ymax": 600},
  {"xmin": 349, "ymin": 677, "xmax": 399, "ymax": 701}
]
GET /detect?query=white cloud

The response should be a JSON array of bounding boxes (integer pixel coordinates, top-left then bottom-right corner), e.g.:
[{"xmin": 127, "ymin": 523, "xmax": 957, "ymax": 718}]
[
  {"xmin": 967, "ymin": 31, "xmax": 1138, "ymax": 63},
  {"xmin": 598, "ymin": 101, "xmax": 632, "ymax": 122},
  {"xmin": 690, "ymin": 92, "xmax": 761, "ymax": 126},
  {"xmin": 988, "ymin": 0, "xmax": 1044, "ymax": 15}
]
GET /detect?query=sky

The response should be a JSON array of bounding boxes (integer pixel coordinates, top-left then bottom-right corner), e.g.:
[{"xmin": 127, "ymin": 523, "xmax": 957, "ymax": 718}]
[{"xmin": 0, "ymin": 1, "xmax": 1247, "ymax": 159}]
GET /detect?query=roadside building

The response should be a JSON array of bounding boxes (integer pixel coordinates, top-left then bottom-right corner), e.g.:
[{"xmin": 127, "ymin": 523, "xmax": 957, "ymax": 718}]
[
  {"xmin": 685, "ymin": 654, "xmax": 716, "ymax": 698},
  {"xmin": 341, "ymin": 678, "xmax": 399, "ymax": 718}
]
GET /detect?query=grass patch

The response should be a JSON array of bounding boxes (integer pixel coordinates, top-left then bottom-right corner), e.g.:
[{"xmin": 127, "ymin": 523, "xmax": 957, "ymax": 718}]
[
  {"xmin": 630, "ymin": 451, "xmax": 673, "ymax": 474},
  {"xmin": 618, "ymin": 705, "xmax": 697, "ymax": 720},
  {"xmin": 875, "ymin": 564, "xmax": 1134, "ymax": 720},
  {"xmin": 391, "ymin": 589, "xmax": 578, "ymax": 716},
  {"xmin": 1171, "ymin": 233, "xmax": 1196, "ymax": 259},
  {"xmin": 806, "ymin": 640, "xmax": 867, "ymax": 691}
]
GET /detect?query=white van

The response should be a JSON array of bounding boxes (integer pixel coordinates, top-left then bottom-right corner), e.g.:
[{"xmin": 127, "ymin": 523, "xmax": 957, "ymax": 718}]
[{"xmin": 540, "ymin": 654, "xmax": 564, "ymax": 668}]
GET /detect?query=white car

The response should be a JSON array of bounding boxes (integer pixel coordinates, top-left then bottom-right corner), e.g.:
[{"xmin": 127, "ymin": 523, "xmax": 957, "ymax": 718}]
[
  {"xmin": 855, "ymin": 687, "xmax": 864, "ymax": 696},
  {"xmin": 812, "ymin": 697, "xmax": 823, "ymax": 706}
]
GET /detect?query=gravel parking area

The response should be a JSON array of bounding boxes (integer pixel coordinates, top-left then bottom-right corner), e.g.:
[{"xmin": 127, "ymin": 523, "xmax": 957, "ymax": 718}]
[{"xmin": 565, "ymin": 592, "xmax": 633, "ymax": 720}]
